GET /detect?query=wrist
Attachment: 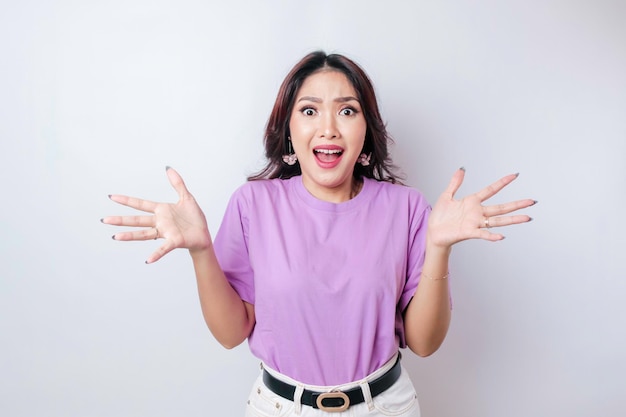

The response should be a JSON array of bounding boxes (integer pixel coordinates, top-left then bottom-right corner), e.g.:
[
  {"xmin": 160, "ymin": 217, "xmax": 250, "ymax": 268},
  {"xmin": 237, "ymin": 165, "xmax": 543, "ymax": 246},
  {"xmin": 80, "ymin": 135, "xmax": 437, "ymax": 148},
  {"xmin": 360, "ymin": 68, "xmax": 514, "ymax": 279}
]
[
  {"xmin": 425, "ymin": 235, "xmax": 452, "ymax": 258},
  {"xmin": 189, "ymin": 236, "xmax": 213, "ymax": 259}
]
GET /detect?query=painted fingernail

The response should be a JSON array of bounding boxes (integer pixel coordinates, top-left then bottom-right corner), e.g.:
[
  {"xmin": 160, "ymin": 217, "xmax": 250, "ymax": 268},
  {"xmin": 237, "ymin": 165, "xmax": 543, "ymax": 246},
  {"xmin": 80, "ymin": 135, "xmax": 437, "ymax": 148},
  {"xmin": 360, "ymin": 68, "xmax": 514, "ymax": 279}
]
[
  {"xmin": 459, "ymin": 166, "xmax": 466, "ymax": 172},
  {"xmin": 165, "ymin": 166, "xmax": 171, "ymax": 171},
  {"xmin": 514, "ymin": 172, "xmax": 520, "ymax": 177},
  {"xmin": 533, "ymin": 200, "xmax": 539, "ymax": 205},
  {"xmin": 111, "ymin": 235, "xmax": 116, "ymax": 240},
  {"xmin": 108, "ymin": 194, "xmax": 112, "ymax": 199},
  {"xmin": 528, "ymin": 217, "xmax": 534, "ymax": 221},
  {"xmin": 100, "ymin": 218, "xmax": 104, "ymax": 223}
]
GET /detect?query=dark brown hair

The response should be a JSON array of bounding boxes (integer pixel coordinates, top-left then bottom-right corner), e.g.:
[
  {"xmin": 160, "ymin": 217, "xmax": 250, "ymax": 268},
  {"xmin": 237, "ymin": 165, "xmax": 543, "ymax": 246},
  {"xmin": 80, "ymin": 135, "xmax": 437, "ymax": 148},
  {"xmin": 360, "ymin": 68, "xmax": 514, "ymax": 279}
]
[{"xmin": 248, "ymin": 51, "xmax": 402, "ymax": 183}]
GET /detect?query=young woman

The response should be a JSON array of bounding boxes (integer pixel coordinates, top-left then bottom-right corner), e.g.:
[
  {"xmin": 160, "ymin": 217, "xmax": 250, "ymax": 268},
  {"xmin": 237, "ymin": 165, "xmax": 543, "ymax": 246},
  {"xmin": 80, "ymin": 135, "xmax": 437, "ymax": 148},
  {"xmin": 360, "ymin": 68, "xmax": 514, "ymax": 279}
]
[{"xmin": 103, "ymin": 51, "xmax": 535, "ymax": 416}]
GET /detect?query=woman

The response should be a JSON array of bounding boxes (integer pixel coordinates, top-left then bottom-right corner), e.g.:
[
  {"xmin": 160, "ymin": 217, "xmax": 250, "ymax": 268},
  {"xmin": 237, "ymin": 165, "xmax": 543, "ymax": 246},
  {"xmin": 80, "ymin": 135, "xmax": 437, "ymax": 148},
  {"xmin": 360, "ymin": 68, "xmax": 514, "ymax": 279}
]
[{"xmin": 103, "ymin": 51, "xmax": 535, "ymax": 416}]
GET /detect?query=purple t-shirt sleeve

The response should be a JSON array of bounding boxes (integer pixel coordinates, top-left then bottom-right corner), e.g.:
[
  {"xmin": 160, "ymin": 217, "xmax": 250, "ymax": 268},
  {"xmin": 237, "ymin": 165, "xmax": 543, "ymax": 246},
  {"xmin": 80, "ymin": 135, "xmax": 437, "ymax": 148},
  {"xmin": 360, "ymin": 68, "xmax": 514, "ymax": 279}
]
[
  {"xmin": 399, "ymin": 203, "xmax": 431, "ymax": 313},
  {"xmin": 213, "ymin": 187, "xmax": 255, "ymax": 304}
]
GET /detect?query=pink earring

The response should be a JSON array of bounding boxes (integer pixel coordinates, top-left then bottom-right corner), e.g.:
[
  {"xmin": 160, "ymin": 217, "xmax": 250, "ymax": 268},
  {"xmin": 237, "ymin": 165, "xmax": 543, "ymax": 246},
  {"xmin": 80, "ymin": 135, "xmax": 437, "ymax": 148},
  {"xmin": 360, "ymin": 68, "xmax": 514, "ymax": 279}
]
[
  {"xmin": 282, "ymin": 137, "xmax": 298, "ymax": 165},
  {"xmin": 357, "ymin": 152, "xmax": 371, "ymax": 167}
]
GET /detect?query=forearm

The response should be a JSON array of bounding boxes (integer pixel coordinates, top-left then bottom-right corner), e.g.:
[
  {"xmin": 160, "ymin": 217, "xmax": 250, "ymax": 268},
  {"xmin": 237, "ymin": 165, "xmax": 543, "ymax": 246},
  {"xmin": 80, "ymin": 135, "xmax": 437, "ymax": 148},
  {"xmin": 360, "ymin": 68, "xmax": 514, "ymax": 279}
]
[
  {"xmin": 404, "ymin": 243, "xmax": 452, "ymax": 357},
  {"xmin": 190, "ymin": 245, "xmax": 255, "ymax": 349}
]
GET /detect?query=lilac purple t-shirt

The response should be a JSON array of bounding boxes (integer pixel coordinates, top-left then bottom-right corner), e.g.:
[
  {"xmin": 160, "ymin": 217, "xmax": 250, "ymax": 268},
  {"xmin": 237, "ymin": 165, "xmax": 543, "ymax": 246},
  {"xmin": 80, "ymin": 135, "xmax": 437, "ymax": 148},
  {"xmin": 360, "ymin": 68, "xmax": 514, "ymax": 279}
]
[{"xmin": 213, "ymin": 175, "xmax": 430, "ymax": 385}]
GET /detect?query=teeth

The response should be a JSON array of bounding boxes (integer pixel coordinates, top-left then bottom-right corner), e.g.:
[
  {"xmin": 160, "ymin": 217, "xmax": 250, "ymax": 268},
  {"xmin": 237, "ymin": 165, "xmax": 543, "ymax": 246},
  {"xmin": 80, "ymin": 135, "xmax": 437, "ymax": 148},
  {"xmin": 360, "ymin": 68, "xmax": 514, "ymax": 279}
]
[{"xmin": 314, "ymin": 149, "xmax": 342, "ymax": 154}]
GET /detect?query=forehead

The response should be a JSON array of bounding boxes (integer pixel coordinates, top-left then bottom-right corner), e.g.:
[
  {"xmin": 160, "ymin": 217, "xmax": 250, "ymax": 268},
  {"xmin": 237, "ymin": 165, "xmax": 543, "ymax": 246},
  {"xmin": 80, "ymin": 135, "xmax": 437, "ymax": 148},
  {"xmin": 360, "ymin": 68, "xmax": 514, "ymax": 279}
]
[{"xmin": 296, "ymin": 70, "xmax": 357, "ymax": 98}]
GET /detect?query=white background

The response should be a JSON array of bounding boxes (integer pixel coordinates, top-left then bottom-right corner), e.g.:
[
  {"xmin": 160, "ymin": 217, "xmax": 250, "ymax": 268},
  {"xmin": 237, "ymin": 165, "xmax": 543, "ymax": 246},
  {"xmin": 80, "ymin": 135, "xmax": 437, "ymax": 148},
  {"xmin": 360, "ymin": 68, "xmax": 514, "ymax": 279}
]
[{"xmin": 1, "ymin": 1, "xmax": 625, "ymax": 416}]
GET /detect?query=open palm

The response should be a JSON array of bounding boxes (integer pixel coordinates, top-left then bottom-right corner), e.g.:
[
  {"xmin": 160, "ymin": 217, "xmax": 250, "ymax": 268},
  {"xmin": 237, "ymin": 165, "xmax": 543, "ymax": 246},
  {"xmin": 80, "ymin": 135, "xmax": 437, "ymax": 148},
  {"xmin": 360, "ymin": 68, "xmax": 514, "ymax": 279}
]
[
  {"xmin": 103, "ymin": 167, "xmax": 211, "ymax": 263},
  {"xmin": 427, "ymin": 168, "xmax": 535, "ymax": 248}
]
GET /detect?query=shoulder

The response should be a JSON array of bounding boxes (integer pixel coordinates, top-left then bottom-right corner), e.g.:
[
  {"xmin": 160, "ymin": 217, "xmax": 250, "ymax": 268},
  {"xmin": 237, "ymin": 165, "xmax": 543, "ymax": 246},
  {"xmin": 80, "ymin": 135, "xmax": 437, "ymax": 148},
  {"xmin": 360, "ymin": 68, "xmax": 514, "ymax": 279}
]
[
  {"xmin": 233, "ymin": 177, "xmax": 293, "ymax": 198},
  {"xmin": 227, "ymin": 177, "xmax": 296, "ymax": 211},
  {"xmin": 366, "ymin": 178, "xmax": 430, "ymax": 209}
]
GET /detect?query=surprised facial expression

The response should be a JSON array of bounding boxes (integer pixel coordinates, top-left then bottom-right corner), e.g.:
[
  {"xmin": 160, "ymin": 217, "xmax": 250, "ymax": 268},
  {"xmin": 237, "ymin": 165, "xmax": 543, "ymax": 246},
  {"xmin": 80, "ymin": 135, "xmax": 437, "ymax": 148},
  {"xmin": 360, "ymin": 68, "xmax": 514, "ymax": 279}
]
[{"xmin": 289, "ymin": 70, "xmax": 367, "ymax": 202}]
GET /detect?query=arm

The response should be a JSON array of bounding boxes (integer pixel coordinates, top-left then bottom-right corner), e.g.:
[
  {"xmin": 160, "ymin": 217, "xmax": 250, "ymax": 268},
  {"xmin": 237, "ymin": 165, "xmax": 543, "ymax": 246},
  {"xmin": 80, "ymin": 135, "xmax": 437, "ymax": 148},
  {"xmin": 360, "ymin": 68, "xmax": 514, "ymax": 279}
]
[
  {"xmin": 404, "ymin": 168, "xmax": 536, "ymax": 356},
  {"xmin": 404, "ymin": 244, "xmax": 451, "ymax": 357},
  {"xmin": 103, "ymin": 167, "xmax": 255, "ymax": 349},
  {"xmin": 190, "ymin": 246, "xmax": 255, "ymax": 349}
]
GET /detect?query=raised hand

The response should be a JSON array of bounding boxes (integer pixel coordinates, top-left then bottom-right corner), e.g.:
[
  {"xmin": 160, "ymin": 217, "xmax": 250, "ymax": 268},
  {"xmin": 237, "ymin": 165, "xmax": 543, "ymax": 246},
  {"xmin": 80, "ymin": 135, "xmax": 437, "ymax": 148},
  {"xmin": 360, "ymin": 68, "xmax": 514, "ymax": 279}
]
[
  {"xmin": 427, "ymin": 168, "xmax": 536, "ymax": 248},
  {"xmin": 102, "ymin": 167, "xmax": 211, "ymax": 263}
]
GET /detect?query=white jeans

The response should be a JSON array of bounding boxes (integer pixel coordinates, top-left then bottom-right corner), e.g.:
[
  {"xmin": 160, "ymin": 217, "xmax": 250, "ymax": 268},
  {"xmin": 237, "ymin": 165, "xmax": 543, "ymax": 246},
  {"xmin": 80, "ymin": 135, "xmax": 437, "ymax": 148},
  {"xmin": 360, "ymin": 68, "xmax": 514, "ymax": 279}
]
[{"xmin": 245, "ymin": 354, "xmax": 420, "ymax": 417}]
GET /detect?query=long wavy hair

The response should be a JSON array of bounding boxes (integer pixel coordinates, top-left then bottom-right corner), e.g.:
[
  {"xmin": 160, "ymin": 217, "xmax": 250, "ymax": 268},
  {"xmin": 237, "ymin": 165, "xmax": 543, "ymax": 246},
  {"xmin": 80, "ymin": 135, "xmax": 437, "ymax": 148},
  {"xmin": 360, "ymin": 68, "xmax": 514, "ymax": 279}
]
[{"xmin": 248, "ymin": 51, "xmax": 402, "ymax": 184}]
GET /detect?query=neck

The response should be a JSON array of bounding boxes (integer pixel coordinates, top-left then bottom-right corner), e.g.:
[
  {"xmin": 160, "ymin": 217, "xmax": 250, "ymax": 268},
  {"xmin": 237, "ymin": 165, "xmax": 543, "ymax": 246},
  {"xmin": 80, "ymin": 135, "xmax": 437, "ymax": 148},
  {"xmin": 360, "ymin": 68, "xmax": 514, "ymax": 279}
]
[
  {"xmin": 302, "ymin": 177, "xmax": 363, "ymax": 203},
  {"xmin": 350, "ymin": 178, "xmax": 363, "ymax": 199}
]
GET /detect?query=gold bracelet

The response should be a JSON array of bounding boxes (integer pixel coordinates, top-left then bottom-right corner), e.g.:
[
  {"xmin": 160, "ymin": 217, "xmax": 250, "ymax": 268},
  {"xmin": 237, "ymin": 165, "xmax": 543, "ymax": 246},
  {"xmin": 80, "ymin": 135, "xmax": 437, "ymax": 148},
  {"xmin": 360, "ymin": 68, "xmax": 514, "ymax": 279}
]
[{"xmin": 423, "ymin": 271, "xmax": 450, "ymax": 281}]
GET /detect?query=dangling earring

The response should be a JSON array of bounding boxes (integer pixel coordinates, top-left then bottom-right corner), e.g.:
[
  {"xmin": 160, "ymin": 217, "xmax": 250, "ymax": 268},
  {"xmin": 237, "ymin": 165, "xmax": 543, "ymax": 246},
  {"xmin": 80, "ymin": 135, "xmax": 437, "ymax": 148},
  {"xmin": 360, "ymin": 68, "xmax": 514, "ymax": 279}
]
[
  {"xmin": 282, "ymin": 137, "xmax": 298, "ymax": 166},
  {"xmin": 357, "ymin": 152, "xmax": 371, "ymax": 167}
]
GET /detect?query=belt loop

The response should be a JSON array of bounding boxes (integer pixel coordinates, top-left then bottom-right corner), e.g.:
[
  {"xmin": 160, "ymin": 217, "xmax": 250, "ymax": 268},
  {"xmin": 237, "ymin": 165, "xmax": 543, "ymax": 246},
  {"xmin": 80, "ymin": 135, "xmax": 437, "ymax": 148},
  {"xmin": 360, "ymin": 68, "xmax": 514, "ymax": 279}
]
[
  {"xmin": 359, "ymin": 380, "xmax": 374, "ymax": 411},
  {"xmin": 293, "ymin": 384, "xmax": 304, "ymax": 415}
]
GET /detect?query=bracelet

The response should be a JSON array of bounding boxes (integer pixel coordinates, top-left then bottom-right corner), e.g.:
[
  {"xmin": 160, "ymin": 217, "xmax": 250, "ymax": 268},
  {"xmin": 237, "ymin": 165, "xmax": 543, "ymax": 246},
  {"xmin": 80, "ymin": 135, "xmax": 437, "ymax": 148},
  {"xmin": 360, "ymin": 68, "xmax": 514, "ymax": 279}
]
[{"xmin": 423, "ymin": 271, "xmax": 449, "ymax": 281}]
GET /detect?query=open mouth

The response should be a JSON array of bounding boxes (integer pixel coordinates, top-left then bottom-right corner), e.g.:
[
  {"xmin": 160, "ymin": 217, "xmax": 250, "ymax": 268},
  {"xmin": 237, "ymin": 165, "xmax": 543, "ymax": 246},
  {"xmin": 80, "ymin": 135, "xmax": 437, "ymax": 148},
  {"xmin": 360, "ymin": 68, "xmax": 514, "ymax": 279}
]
[{"xmin": 314, "ymin": 148, "xmax": 343, "ymax": 163}]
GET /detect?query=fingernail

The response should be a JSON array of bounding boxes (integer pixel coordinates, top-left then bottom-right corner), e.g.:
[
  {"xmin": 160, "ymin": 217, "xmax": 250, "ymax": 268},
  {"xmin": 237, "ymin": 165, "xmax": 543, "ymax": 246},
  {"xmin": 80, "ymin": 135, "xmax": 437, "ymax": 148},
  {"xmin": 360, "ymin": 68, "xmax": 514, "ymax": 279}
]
[
  {"xmin": 533, "ymin": 200, "xmax": 539, "ymax": 205},
  {"xmin": 459, "ymin": 166, "xmax": 466, "ymax": 172},
  {"xmin": 108, "ymin": 194, "xmax": 112, "ymax": 199},
  {"xmin": 528, "ymin": 217, "xmax": 534, "ymax": 222},
  {"xmin": 100, "ymin": 218, "xmax": 104, "ymax": 223},
  {"xmin": 165, "ymin": 166, "xmax": 171, "ymax": 171},
  {"xmin": 145, "ymin": 260, "xmax": 149, "ymax": 264},
  {"xmin": 514, "ymin": 172, "xmax": 520, "ymax": 177},
  {"xmin": 111, "ymin": 235, "xmax": 116, "ymax": 240}
]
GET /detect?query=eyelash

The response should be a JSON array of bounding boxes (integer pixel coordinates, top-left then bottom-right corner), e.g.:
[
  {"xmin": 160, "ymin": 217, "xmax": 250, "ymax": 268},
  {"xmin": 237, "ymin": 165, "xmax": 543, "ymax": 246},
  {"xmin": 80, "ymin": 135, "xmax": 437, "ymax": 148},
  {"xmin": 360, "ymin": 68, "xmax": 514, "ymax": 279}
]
[
  {"xmin": 299, "ymin": 106, "xmax": 359, "ymax": 116},
  {"xmin": 340, "ymin": 107, "xmax": 358, "ymax": 116}
]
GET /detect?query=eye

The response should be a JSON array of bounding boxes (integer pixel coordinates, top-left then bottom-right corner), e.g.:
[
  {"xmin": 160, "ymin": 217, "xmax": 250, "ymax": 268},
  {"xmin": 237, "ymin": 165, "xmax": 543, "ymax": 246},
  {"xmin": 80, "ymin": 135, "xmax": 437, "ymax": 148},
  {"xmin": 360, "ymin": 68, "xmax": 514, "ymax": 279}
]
[
  {"xmin": 340, "ymin": 107, "xmax": 358, "ymax": 116},
  {"xmin": 300, "ymin": 107, "xmax": 316, "ymax": 116}
]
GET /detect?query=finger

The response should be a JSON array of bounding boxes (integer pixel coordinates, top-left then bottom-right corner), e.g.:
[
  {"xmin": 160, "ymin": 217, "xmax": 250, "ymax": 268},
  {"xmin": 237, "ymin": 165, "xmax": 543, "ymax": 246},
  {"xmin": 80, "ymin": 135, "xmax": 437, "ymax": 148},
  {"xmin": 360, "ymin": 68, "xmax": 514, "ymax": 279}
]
[
  {"xmin": 145, "ymin": 241, "xmax": 176, "ymax": 264},
  {"xmin": 482, "ymin": 231, "xmax": 506, "ymax": 241},
  {"xmin": 165, "ymin": 166, "xmax": 192, "ymax": 200},
  {"xmin": 459, "ymin": 226, "xmax": 505, "ymax": 241},
  {"xmin": 108, "ymin": 194, "xmax": 158, "ymax": 213},
  {"xmin": 101, "ymin": 215, "xmax": 155, "ymax": 227},
  {"xmin": 112, "ymin": 228, "xmax": 158, "ymax": 241},
  {"xmin": 482, "ymin": 199, "xmax": 537, "ymax": 217},
  {"xmin": 483, "ymin": 214, "xmax": 533, "ymax": 229},
  {"xmin": 475, "ymin": 173, "xmax": 519, "ymax": 202},
  {"xmin": 442, "ymin": 167, "xmax": 466, "ymax": 198}
]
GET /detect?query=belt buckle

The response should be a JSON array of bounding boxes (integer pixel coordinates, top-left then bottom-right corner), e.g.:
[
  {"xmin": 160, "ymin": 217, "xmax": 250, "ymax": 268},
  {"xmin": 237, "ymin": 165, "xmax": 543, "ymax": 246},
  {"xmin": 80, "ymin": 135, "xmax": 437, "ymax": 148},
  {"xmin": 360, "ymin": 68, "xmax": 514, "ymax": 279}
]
[{"xmin": 315, "ymin": 390, "xmax": 350, "ymax": 413}]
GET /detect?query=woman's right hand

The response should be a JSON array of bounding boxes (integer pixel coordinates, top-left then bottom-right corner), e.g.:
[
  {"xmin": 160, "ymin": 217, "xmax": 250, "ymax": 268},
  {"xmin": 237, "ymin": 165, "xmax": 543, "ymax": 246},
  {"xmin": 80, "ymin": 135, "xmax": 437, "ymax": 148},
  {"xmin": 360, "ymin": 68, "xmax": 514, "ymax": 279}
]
[{"xmin": 102, "ymin": 167, "xmax": 211, "ymax": 264}]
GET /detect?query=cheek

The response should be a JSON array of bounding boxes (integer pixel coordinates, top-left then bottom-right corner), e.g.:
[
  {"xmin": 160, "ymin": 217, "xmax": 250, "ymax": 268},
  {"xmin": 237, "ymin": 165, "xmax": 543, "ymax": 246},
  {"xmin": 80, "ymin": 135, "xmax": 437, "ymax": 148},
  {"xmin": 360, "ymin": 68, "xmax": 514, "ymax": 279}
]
[
  {"xmin": 353, "ymin": 124, "xmax": 367, "ymax": 148},
  {"xmin": 350, "ymin": 116, "xmax": 367, "ymax": 136},
  {"xmin": 289, "ymin": 117, "xmax": 308, "ymax": 140},
  {"xmin": 288, "ymin": 128, "xmax": 309, "ymax": 155},
  {"xmin": 288, "ymin": 117, "xmax": 295, "ymax": 138}
]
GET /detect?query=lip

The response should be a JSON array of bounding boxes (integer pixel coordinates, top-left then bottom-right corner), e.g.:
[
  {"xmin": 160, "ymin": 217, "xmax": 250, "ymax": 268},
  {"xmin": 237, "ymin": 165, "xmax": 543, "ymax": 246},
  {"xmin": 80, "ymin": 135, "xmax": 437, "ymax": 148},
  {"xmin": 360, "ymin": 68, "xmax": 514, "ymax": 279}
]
[
  {"xmin": 313, "ymin": 145, "xmax": 344, "ymax": 169},
  {"xmin": 313, "ymin": 145, "xmax": 344, "ymax": 152}
]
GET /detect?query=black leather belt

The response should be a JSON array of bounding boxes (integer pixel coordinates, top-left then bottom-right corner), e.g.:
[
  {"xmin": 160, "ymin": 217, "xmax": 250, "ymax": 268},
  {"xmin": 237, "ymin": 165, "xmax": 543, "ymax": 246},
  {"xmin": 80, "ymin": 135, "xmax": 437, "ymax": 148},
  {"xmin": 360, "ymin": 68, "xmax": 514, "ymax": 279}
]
[{"xmin": 262, "ymin": 356, "xmax": 402, "ymax": 413}]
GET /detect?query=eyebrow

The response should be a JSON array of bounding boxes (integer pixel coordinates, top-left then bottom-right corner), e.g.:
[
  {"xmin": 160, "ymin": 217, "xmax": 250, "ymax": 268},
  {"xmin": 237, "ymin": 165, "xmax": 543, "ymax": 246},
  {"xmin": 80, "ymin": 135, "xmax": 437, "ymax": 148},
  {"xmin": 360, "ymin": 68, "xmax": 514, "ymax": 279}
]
[{"xmin": 296, "ymin": 96, "xmax": 360, "ymax": 103}]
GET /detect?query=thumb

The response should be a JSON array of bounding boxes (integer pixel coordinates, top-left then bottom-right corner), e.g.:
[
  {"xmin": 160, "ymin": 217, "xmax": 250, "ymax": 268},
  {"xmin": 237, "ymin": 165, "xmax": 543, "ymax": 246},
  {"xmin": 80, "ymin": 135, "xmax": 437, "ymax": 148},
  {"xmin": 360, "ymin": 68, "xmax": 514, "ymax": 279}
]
[
  {"xmin": 165, "ymin": 166, "xmax": 192, "ymax": 200},
  {"xmin": 442, "ymin": 167, "xmax": 466, "ymax": 198}
]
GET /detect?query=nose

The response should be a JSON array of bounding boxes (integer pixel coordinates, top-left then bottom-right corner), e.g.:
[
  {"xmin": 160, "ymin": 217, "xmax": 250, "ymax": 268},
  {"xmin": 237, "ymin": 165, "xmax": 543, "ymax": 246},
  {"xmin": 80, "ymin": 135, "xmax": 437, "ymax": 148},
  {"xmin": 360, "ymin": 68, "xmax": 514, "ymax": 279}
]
[{"xmin": 319, "ymin": 113, "xmax": 339, "ymax": 139}]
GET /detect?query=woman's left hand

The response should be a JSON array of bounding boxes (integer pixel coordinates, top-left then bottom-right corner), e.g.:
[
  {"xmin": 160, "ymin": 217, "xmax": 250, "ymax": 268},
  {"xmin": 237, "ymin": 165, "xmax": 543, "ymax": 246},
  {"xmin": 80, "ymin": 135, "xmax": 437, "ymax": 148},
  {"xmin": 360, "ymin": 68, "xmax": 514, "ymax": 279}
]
[{"xmin": 427, "ymin": 168, "xmax": 536, "ymax": 249}]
